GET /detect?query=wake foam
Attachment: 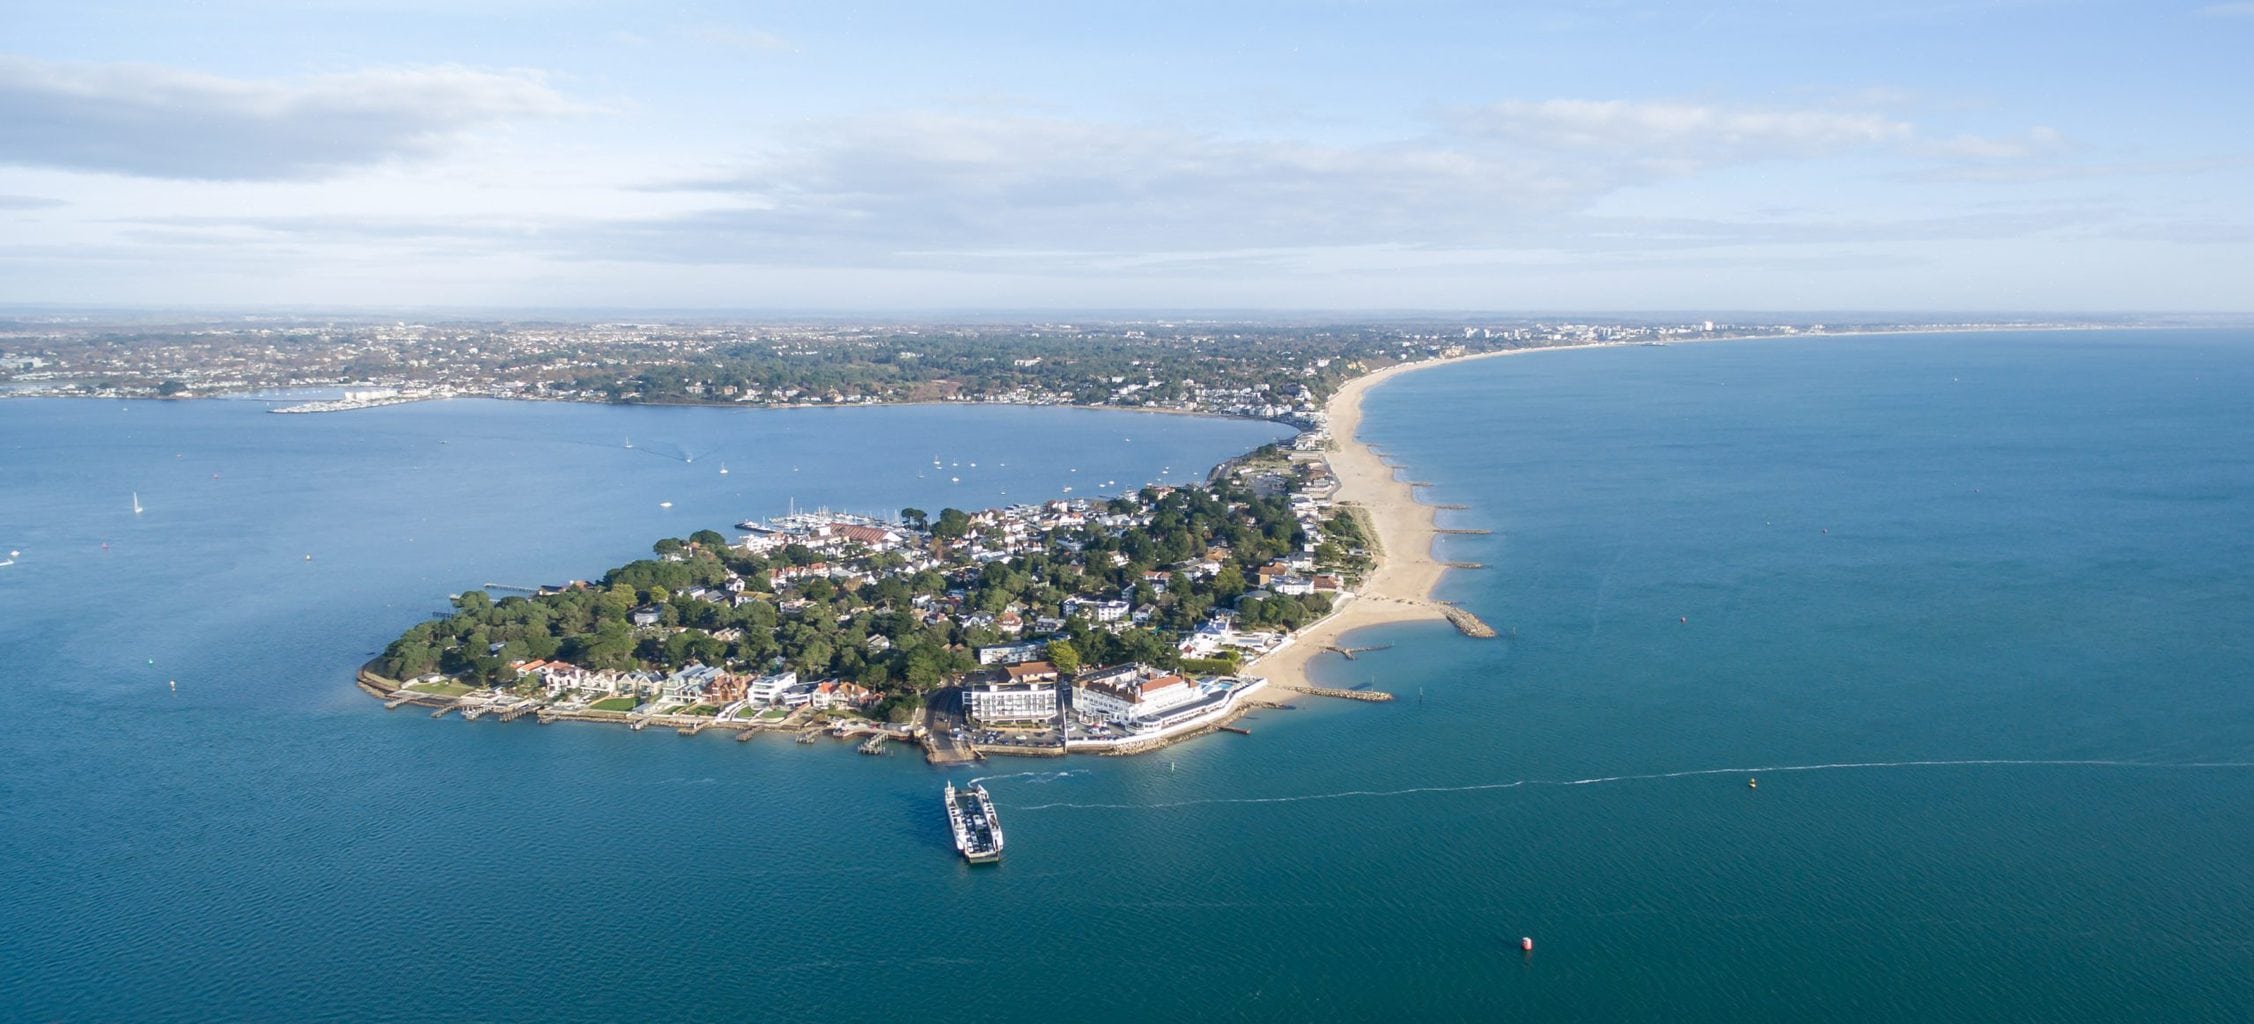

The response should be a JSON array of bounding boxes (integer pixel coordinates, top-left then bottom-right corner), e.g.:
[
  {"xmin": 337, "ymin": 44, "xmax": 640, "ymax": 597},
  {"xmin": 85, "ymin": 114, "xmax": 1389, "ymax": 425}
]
[{"xmin": 1007, "ymin": 759, "xmax": 2254, "ymax": 811}]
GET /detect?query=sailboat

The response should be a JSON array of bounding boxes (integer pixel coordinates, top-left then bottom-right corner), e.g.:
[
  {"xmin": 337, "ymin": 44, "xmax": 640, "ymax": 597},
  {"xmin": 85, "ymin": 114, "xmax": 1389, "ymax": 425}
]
[
  {"xmin": 132, "ymin": 492, "xmax": 144, "ymax": 516},
  {"xmin": 719, "ymin": 463, "xmax": 729, "ymax": 475},
  {"xmin": 624, "ymin": 435, "xmax": 633, "ymax": 449}
]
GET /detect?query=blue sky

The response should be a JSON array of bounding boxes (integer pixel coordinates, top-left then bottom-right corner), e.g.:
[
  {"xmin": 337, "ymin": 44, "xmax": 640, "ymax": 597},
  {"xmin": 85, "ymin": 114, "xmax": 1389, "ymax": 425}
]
[{"xmin": 3, "ymin": 1, "xmax": 2249, "ymax": 311}]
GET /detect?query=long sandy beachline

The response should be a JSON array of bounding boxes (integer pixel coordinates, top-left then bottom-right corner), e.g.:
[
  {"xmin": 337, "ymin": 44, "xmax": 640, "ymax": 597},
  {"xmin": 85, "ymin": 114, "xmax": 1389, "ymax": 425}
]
[{"xmin": 1241, "ymin": 344, "xmax": 1608, "ymax": 695}]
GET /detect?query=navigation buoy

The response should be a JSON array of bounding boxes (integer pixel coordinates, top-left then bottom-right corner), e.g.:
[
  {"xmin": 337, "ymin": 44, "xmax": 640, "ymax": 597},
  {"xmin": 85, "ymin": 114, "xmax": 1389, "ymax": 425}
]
[
  {"xmin": 1679, "ymin": 616, "xmax": 1688, "ymax": 623},
  {"xmin": 1521, "ymin": 937, "xmax": 1534, "ymax": 952}
]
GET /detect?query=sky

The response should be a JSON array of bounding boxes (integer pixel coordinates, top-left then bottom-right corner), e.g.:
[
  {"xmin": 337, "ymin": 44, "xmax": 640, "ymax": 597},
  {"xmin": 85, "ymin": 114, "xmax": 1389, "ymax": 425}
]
[{"xmin": 2, "ymin": 1, "xmax": 2250, "ymax": 313}]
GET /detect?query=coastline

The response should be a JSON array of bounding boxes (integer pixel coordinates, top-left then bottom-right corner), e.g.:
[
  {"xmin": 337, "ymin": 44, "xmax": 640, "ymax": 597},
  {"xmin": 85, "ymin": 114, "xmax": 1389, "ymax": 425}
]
[{"xmin": 1240, "ymin": 344, "xmax": 1614, "ymax": 697}]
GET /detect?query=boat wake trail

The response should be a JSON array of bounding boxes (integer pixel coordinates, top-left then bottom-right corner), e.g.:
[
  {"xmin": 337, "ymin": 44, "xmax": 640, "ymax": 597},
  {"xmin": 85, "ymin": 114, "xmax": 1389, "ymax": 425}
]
[
  {"xmin": 970, "ymin": 769, "xmax": 1086, "ymax": 786},
  {"xmin": 1007, "ymin": 759, "xmax": 2254, "ymax": 812}
]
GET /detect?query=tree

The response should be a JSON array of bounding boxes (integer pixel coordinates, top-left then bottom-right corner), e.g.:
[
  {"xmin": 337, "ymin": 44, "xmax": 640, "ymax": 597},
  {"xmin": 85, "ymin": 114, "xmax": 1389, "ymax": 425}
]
[
  {"xmin": 931, "ymin": 507, "xmax": 972, "ymax": 541},
  {"xmin": 900, "ymin": 507, "xmax": 929, "ymax": 531},
  {"xmin": 689, "ymin": 529, "xmax": 729, "ymax": 550},
  {"xmin": 1045, "ymin": 639, "xmax": 1082, "ymax": 676}
]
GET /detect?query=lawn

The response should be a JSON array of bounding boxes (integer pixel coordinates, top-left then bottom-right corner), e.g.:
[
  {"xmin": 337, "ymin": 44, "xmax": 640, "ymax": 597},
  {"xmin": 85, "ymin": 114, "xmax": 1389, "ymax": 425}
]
[
  {"xmin": 406, "ymin": 680, "xmax": 477, "ymax": 698},
  {"xmin": 589, "ymin": 697, "xmax": 638, "ymax": 712}
]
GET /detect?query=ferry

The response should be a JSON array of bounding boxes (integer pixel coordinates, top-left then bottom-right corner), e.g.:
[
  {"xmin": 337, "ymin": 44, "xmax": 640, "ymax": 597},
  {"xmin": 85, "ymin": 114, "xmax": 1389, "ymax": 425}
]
[{"xmin": 945, "ymin": 781, "xmax": 1004, "ymax": 864}]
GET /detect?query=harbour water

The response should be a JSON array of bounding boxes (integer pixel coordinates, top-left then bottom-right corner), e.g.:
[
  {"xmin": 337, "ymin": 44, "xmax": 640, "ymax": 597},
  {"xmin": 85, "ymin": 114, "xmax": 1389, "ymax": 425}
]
[{"xmin": 6, "ymin": 330, "xmax": 2253, "ymax": 1021}]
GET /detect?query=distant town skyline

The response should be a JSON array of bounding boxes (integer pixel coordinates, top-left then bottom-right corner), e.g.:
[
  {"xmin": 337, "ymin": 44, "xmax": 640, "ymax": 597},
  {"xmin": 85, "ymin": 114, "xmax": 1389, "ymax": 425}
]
[{"xmin": 4, "ymin": 1, "xmax": 2251, "ymax": 311}]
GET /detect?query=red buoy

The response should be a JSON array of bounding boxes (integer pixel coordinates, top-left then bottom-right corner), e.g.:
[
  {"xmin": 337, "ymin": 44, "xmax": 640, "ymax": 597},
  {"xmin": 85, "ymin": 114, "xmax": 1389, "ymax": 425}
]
[{"xmin": 1521, "ymin": 937, "xmax": 1534, "ymax": 952}]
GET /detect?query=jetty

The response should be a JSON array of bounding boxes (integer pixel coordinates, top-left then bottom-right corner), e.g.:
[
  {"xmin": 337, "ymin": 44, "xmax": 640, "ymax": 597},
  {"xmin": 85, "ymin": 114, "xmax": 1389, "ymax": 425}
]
[
  {"xmin": 429, "ymin": 704, "xmax": 457, "ymax": 719},
  {"xmin": 498, "ymin": 703, "xmax": 539, "ymax": 722},
  {"xmin": 677, "ymin": 717, "xmax": 714, "ymax": 736},
  {"xmin": 1322, "ymin": 643, "xmax": 1394, "ymax": 660},
  {"xmin": 1440, "ymin": 603, "xmax": 1498, "ymax": 638},
  {"xmin": 1218, "ymin": 724, "xmax": 1252, "ymax": 736},
  {"xmin": 859, "ymin": 734, "xmax": 890, "ymax": 755},
  {"xmin": 735, "ymin": 726, "xmax": 759, "ymax": 742},
  {"xmin": 1273, "ymin": 684, "xmax": 1395, "ymax": 703}
]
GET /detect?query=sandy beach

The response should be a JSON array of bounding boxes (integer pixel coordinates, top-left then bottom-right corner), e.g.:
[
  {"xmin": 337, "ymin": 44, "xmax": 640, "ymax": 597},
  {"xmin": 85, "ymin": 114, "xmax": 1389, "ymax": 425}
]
[{"xmin": 1243, "ymin": 345, "xmax": 1605, "ymax": 693}]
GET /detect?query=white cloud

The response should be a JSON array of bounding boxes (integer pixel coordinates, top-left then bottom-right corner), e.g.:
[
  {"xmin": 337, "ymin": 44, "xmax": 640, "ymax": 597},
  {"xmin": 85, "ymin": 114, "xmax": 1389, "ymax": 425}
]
[
  {"xmin": 0, "ymin": 55, "xmax": 577, "ymax": 180},
  {"xmin": 1457, "ymin": 99, "xmax": 1912, "ymax": 161}
]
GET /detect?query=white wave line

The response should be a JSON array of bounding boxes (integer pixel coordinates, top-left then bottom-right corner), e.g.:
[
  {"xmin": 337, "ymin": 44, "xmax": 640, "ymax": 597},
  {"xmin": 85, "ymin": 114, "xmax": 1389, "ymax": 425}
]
[
  {"xmin": 969, "ymin": 769, "xmax": 1086, "ymax": 786},
  {"xmin": 1006, "ymin": 759, "xmax": 2254, "ymax": 812}
]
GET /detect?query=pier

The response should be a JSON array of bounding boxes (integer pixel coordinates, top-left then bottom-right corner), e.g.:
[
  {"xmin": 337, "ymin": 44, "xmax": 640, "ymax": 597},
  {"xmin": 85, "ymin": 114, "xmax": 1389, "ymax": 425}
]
[
  {"xmin": 429, "ymin": 704, "xmax": 457, "ymax": 719},
  {"xmin": 677, "ymin": 717, "xmax": 713, "ymax": 736},
  {"xmin": 1322, "ymin": 643, "xmax": 1394, "ymax": 660},
  {"xmin": 1273, "ymin": 684, "xmax": 1395, "ymax": 703},
  {"xmin": 1218, "ymin": 724, "xmax": 1252, "ymax": 736},
  {"xmin": 498, "ymin": 703, "xmax": 538, "ymax": 722},
  {"xmin": 859, "ymin": 735, "xmax": 890, "ymax": 755},
  {"xmin": 735, "ymin": 727, "xmax": 759, "ymax": 742},
  {"xmin": 1440, "ymin": 603, "xmax": 1498, "ymax": 638}
]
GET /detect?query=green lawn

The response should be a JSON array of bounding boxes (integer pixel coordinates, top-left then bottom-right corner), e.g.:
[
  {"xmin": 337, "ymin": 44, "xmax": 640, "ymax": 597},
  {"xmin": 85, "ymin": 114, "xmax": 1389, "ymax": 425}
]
[
  {"xmin": 683, "ymin": 704, "xmax": 719, "ymax": 716},
  {"xmin": 406, "ymin": 680, "xmax": 477, "ymax": 698},
  {"xmin": 589, "ymin": 697, "xmax": 638, "ymax": 712}
]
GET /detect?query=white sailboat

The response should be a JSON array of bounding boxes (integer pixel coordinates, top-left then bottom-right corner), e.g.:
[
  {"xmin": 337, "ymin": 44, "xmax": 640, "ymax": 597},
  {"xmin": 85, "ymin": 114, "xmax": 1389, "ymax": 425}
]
[
  {"xmin": 132, "ymin": 492, "xmax": 143, "ymax": 516},
  {"xmin": 624, "ymin": 435, "xmax": 633, "ymax": 449},
  {"xmin": 719, "ymin": 463, "xmax": 729, "ymax": 475}
]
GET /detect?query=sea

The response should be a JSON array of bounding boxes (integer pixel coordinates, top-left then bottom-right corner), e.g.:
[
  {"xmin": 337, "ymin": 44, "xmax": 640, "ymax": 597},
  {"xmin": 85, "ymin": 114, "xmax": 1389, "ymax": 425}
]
[{"xmin": 3, "ymin": 330, "xmax": 2251, "ymax": 1022}]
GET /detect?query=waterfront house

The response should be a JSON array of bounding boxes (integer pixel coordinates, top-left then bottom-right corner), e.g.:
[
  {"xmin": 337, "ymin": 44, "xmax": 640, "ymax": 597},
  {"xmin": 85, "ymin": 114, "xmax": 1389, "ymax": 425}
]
[{"xmin": 629, "ymin": 605, "xmax": 663, "ymax": 627}]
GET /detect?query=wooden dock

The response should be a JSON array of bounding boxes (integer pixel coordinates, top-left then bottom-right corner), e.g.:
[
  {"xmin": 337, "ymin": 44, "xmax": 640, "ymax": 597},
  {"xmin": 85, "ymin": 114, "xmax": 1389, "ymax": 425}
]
[
  {"xmin": 429, "ymin": 704, "xmax": 457, "ymax": 719},
  {"xmin": 677, "ymin": 717, "xmax": 713, "ymax": 736},
  {"xmin": 498, "ymin": 703, "xmax": 539, "ymax": 722},
  {"xmin": 859, "ymin": 734, "xmax": 890, "ymax": 755}
]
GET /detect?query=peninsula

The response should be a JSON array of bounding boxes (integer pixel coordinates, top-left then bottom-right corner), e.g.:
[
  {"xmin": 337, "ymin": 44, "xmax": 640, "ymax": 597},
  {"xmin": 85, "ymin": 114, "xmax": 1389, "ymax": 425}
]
[{"xmin": 359, "ymin": 353, "xmax": 1506, "ymax": 758}]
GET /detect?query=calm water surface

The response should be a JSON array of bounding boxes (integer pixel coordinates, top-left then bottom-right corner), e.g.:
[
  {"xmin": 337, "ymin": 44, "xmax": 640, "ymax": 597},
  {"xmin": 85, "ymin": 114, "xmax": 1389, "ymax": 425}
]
[{"xmin": 5, "ymin": 332, "xmax": 2252, "ymax": 1022}]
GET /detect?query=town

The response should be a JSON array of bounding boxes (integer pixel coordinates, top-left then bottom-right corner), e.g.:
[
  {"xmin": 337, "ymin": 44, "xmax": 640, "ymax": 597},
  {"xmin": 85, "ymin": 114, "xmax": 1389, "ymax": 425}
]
[
  {"xmin": 0, "ymin": 314, "xmax": 2031, "ymax": 414},
  {"xmin": 359, "ymin": 424, "xmax": 1383, "ymax": 758}
]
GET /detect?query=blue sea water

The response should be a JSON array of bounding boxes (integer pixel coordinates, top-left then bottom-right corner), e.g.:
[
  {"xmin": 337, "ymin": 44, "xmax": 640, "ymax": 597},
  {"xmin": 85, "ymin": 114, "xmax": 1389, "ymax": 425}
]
[{"xmin": 5, "ymin": 331, "xmax": 2253, "ymax": 1022}]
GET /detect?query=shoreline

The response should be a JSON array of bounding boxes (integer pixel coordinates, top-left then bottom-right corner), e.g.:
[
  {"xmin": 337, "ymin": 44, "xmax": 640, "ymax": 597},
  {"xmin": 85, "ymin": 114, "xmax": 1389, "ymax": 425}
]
[{"xmin": 1238, "ymin": 343, "xmax": 1624, "ymax": 698}]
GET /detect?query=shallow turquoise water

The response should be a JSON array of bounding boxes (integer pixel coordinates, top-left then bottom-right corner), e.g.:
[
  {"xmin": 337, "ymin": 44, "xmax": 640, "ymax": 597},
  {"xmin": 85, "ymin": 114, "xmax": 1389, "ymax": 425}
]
[{"xmin": 5, "ymin": 332, "xmax": 2253, "ymax": 1022}]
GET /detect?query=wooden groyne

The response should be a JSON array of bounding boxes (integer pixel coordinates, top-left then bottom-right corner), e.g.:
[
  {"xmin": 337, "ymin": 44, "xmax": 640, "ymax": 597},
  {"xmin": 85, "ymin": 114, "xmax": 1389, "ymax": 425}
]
[
  {"xmin": 1274, "ymin": 684, "xmax": 1395, "ymax": 703},
  {"xmin": 1431, "ymin": 502, "xmax": 1469, "ymax": 510},
  {"xmin": 1435, "ymin": 527, "xmax": 1491, "ymax": 535},
  {"xmin": 1218, "ymin": 725, "xmax": 1252, "ymax": 736},
  {"xmin": 1322, "ymin": 643, "xmax": 1394, "ymax": 660},
  {"xmin": 1442, "ymin": 560, "xmax": 1485, "ymax": 569}
]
